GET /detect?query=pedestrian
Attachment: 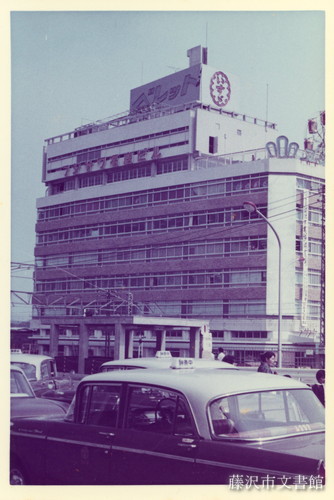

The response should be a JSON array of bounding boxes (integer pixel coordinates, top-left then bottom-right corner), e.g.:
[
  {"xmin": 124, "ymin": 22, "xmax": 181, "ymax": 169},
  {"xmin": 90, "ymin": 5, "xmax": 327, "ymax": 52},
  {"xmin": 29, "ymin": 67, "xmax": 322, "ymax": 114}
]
[
  {"xmin": 312, "ymin": 369, "xmax": 325, "ymax": 406},
  {"xmin": 217, "ymin": 347, "xmax": 225, "ymax": 361},
  {"xmin": 222, "ymin": 355, "xmax": 235, "ymax": 365},
  {"xmin": 257, "ymin": 351, "xmax": 277, "ymax": 374}
]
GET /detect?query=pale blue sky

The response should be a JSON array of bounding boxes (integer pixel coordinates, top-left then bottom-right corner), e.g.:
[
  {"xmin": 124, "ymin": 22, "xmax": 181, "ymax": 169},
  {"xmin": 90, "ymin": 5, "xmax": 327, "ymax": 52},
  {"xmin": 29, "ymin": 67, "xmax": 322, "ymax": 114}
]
[{"xmin": 10, "ymin": 10, "xmax": 325, "ymax": 319}]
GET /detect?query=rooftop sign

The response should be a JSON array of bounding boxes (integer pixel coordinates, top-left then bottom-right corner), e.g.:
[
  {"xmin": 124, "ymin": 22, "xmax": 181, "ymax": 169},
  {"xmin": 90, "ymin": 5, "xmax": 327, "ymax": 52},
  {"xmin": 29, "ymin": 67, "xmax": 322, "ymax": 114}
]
[{"xmin": 130, "ymin": 64, "xmax": 239, "ymax": 113}]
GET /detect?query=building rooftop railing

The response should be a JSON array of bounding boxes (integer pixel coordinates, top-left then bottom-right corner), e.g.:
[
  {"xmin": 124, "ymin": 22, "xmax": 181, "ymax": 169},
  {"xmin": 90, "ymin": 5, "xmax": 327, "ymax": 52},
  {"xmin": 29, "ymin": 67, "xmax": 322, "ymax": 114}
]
[
  {"xmin": 45, "ymin": 101, "xmax": 277, "ymax": 146},
  {"xmin": 194, "ymin": 147, "xmax": 325, "ymax": 169}
]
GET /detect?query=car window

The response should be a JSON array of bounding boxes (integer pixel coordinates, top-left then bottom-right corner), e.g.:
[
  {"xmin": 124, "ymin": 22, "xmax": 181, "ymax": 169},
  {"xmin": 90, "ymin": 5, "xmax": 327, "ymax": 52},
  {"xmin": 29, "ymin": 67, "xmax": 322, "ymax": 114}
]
[
  {"xmin": 209, "ymin": 389, "xmax": 324, "ymax": 440},
  {"xmin": 77, "ymin": 384, "xmax": 121, "ymax": 427},
  {"xmin": 10, "ymin": 370, "xmax": 34, "ymax": 397},
  {"xmin": 11, "ymin": 362, "xmax": 36, "ymax": 381},
  {"xmin": 126, "ymin": 385, "xmax": 194, "ymax": 436},
  {"xmin": 49, "ymin": 360, "xmax": 57, "ymax": 377},
  {"xmin": 174, "ymin": 397, "xmax": 195, "ymax": 436},
  {"xmin": 41, "ymin": 361, "xmax": 49, "ymax": 380}
]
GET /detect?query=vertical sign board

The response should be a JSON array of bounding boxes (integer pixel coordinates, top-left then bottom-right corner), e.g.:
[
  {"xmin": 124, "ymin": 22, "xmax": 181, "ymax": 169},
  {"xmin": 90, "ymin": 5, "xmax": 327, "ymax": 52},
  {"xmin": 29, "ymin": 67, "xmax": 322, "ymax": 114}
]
[
  {"xmin": 301, "ymin": 190, "xmax": 309, "ymax": 329},
  {"xmin": 201, "ymin": 324, "xmax": 213, "ymax": 357}
]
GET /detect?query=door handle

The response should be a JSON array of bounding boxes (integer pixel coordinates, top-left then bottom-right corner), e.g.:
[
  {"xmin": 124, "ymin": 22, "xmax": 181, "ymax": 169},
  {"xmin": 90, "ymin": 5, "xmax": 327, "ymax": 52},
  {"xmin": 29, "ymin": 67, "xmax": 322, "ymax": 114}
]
[
  {"xmin": 98, "ymin": 431, "xmax": 115, "ymax": 438},
  {"xmin": 177, "ymin": 442, "xmax": 197, "ymax": 449}
]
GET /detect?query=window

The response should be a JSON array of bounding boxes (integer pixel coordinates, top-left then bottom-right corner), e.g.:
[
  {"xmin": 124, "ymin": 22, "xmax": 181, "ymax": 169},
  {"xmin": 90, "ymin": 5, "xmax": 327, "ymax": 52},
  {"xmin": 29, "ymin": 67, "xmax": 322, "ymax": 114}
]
[
  {"xmin": 40, "ymin": 361, "xmax": 49, "ymax": 380},
  {"xmin": 309, "ymin": 209, "xmax": 322, "ymax": 225},
  {"xmin": 296, "ymin": 239, "xmax": 302, "ymax": 252},
  {"xmin": 209, "ymin": 390, "xmax": 324, "ymax": 440},
  {"xmin": 209, "ymin": 136, "xmax": 218, "ymax": 154},
  {"xmin": 78, "ymin": 384, "xmax": 121, "ymax": 427},
  {"xmin": 126, "ymin": 385, "xmax": 194, "ymax": 436},
  {"xmin": 309, "ymin": 240, "xmax": 322, "ymax": 255},
  {"xmin": 211, "ymin": 331, "xmax": 224, "ymax": 338},
  {"xmin": 10, "ymin": 369, "xmax": 34, "ymax": 396},
  {"xmin": 231, "ymin": 331, "xmax": 267, "ymax": 339},
  {"xmin": 11, "ymin": 362, "xmax": 36, "ymax": 381}
]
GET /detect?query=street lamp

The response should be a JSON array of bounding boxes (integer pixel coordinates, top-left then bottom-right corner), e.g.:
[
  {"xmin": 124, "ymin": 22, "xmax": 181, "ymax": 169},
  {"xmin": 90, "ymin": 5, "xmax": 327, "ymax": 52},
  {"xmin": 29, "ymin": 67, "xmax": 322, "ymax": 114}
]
[{"xmin": 243, "ymin": 201, "xmax": 282, "ymax": 368}]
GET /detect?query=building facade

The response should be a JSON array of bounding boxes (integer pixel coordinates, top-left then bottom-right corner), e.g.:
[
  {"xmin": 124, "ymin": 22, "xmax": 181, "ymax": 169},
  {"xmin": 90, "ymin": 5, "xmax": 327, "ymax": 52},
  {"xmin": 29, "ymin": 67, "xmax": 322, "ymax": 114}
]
[{"xmin": 30, "ymin": 46, "xmax": 325, "ymax": 367}]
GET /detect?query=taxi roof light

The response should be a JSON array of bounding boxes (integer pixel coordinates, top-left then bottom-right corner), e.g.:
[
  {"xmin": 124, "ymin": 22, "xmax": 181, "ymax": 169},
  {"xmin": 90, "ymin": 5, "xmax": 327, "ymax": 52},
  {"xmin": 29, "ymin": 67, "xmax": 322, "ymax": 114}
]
[
  {"xmin": 170, "ymin": 358, "xmax": 195, "ymax": 370},
  {"xmin": 155, "ymin": 350, "xmax": 172, "ymax": 358}
]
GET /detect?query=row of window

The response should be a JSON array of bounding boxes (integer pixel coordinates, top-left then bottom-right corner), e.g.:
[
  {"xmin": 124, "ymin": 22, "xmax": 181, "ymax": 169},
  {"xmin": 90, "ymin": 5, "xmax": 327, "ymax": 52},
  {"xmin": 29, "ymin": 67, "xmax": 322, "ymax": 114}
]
[
  {"xmin": 57, "ymin": 328, "xmax": 185, "ymax": 339},
  {"xmin": 34, "ymin": 268, "xmax": 267, "ymax": 292},
  {"xmin": 231, "ymin": 331, "xmax": 268, "ymax": 339},
  {"xmin": 47, "ymin": 126, "xmax": 189, "ymax": 167},
  {"xmin": 296, "ymin": 207, "xmax": 322, "ymax": 225},
  {"xmin": 156, "ymin": 158, "xmax": 188, "ymax": 174},
  {"xmin": 50, "ymin": 165, "xmax": 152, "ymax": 195},
  {"xmin": 106, "ymin": 165, "xmax": 152, "ymax": 183},
  {"xmin": 36, "ymin": 206, "xmax": 266, "ymax": 245},
  {"xmin": 35, "ymin": 236, "xmax": 267, "ymax": 269},
  {"xmin": 33, "ymin": 299, "xmax": 268, "ymax": 318},
  {"xmin": 49, "ymin": 140, "xmax": 188, "ymax": 191},
  {"xmin": 295, "ymin": 238, "xmax": 323, "ymax": 255},
  {"xmin": 40, "ymin": 173, "xmax": 268, "ymax": 221},
  {"xmin": 51, "ymin": 179, "xmax": 76, "ymax": 194},
  {"xmin": 296, "ymin": 177, "xmax": 324, "ymax": 193},
  {"xmin": 295, "ymin": 270, "xmax": 322, "ymax": 286},
  {"xmin": 294, "ymin": 301, "xmax": 320, "ymax": 319},
  {"xmin": 33, "ymin": 299, "xmax": 320, "ymax": 319}
]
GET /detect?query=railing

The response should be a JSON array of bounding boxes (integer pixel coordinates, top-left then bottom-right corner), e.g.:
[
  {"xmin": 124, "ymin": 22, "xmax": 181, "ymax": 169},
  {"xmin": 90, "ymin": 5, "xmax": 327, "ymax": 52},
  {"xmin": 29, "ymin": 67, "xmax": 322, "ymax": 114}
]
[
  {"xmin": 44, "ymin": 101, "xmax": 277, "ymax": 146},
  {"xmin": 194, "ymin": 147, "xmax": 323, "ymax": 169}
]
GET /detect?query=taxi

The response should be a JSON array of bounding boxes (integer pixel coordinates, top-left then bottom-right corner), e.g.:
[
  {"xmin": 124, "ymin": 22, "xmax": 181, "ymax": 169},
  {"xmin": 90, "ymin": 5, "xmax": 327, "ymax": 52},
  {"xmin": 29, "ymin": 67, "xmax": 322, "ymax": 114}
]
[
  {"xmin": 10, "ymin": 366, "xmax": 69, "ymax": 419},
  {"xmin": 100, "ymin": 350, "xmax": 238, "ymax": 372},
  {"xmin": 10, "ymin": 352, "xmax": 76, "ymax": 399},
  {"xmin": 10, "ymin": 360, "xmax": 325, "ymax": 485}
]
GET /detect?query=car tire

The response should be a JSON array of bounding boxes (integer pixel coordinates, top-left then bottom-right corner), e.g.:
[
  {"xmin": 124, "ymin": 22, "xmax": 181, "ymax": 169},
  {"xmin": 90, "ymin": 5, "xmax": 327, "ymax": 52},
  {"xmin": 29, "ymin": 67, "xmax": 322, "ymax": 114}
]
[{"xmin": 10, "ymin": 461, "xmax": 28, "ymax": 485}]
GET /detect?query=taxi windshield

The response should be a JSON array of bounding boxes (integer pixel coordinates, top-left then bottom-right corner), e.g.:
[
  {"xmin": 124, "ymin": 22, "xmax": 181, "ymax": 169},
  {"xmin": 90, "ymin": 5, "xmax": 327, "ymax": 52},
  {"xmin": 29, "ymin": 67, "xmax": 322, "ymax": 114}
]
[
  {"xmin": 11, "ymin": 362, "xmax": 37, "ymax": 381},
  {"xmin": 10, "ymin": 370, "xmax": 35, "ymax": 397},
  {"xmin": 209, "ymin": 389, "xmax": 324, "ymax": 441}
]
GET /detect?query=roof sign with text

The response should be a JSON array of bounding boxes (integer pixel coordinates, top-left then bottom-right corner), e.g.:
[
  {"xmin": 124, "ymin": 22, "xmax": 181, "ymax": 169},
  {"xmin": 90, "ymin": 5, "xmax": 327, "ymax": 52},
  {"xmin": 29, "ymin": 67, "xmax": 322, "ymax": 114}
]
[{"xmin": 130, "ymin": 64, "xmax": 239, "ymax": 113}]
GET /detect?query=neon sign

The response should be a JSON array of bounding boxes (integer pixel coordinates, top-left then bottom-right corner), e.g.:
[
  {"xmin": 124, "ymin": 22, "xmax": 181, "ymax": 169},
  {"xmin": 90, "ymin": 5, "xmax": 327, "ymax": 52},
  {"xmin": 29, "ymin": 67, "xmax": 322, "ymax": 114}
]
[{"xmin": 266, "ymin": 136, "xmax": 299, "ymax": 158}]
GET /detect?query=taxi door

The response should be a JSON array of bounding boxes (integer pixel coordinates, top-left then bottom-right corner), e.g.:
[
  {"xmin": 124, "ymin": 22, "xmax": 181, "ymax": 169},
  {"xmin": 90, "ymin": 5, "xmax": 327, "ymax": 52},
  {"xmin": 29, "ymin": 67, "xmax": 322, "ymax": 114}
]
[
  {"xmin": 111, "ymin": 384, "xmax": 198, "ymax": 484},
  {"xmin": 44, "ymin": 383, "xmax": 122, "ymax": 484}
]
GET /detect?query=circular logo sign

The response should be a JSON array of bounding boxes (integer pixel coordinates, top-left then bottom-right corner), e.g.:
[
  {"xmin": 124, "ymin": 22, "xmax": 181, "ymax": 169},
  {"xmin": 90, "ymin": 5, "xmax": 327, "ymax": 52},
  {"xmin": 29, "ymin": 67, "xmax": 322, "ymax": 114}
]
[{"xmin": 209, "ymin": 71, "xmax": 231, "ymax": 107}]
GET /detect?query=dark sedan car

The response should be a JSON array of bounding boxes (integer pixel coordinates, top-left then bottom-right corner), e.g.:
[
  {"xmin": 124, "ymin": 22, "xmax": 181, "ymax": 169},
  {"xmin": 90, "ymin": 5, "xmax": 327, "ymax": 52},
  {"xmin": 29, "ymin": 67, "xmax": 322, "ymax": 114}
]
[{"xmin": 10, "ymin": 361, "xmax": 324, "ymax": 485}]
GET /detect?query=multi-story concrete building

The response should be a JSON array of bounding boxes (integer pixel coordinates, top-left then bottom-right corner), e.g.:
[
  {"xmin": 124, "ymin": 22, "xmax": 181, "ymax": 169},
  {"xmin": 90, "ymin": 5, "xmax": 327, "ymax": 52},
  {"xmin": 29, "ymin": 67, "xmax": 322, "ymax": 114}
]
[{"xmin": 30, "ymin": 46, "xmax": 324, "ymax": 367}]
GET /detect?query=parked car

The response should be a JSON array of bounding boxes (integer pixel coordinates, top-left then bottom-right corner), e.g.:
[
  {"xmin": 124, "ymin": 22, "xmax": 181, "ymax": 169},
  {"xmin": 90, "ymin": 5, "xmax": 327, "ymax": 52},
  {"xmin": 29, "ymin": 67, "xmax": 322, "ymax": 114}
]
[
  {"xmin": 10, "ymin": 366, "xmax": 69, "ymax": 420},
  {"xmin": 10, "ymin": 352, "xmax": 77, "ymax": 400},
  {"xmin": 10, "ymin": 361, "xmax": 324, "ymax": 485},
  {"xmin": 99, "ymin": 350, "xmax": 238, "ymax": 371}
]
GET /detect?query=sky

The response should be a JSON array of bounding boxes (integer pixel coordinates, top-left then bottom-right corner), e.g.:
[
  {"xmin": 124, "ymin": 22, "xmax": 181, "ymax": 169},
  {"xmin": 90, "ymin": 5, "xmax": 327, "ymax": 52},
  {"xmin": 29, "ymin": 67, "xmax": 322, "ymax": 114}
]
[{"xmin": 7, "ymin": 8, "xmax": 326, "ymax": 321}]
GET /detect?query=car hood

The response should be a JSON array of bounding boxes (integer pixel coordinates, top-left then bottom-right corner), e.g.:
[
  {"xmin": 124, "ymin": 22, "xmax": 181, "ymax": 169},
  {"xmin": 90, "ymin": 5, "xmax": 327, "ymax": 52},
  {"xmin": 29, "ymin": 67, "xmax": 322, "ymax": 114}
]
[{"xmin": 11, "ymin": 397, "xmax": 68, "ymax": 418}]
